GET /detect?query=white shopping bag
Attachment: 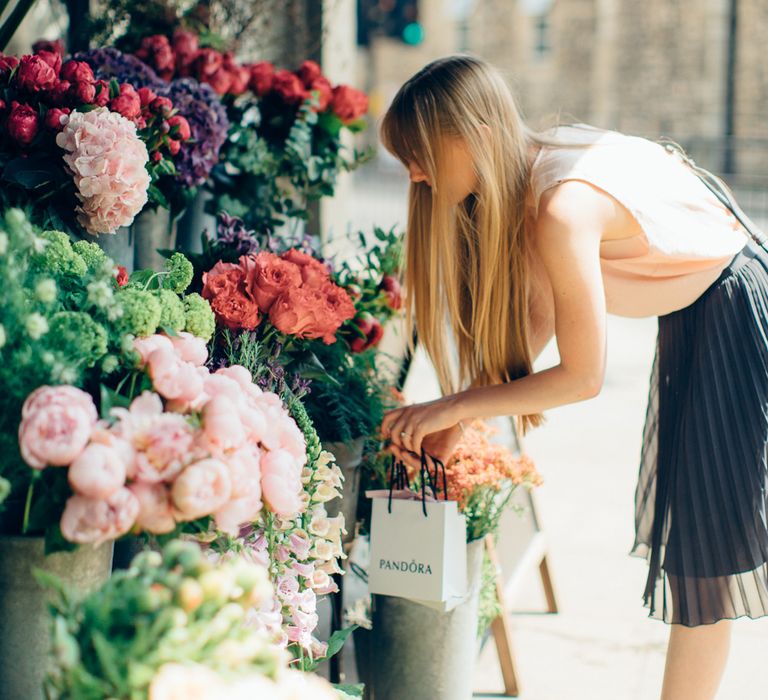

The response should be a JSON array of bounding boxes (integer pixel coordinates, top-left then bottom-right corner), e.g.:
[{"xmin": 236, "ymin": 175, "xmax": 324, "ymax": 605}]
[{"xmin": 367, "ymin": 490, "xmax": 468, "ymax": 611}]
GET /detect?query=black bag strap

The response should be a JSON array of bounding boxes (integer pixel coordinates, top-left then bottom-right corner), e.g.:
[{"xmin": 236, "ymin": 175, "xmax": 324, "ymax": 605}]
[
  {"xmin": 386, "ymin": 451, "xmax": 449, "ymax": 516},
  {"xmin": 657, "ymin": 137, "xmax": 768, "ymax": 252}
]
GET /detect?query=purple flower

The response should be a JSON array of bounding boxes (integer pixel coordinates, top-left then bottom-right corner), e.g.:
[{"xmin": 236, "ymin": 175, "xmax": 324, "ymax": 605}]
[
  {"xmin": 158, "ymin": 78, "xmax": 229, "ymax": 187},
  {"xmin": 214, "ymin": 212, "xmax": 260, "ymax": 255},
  {"xmin": 75, "ymin": 48, "xmax": 164, "ymax": 90}
]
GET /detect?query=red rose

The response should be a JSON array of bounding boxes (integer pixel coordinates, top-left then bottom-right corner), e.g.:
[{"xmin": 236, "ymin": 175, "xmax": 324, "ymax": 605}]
[
  {"xmin": 93, "ymin": 80, "xmax": 110, "ymax": 107},
  {"xmin": 73, "ymin": 80, "xmax": 96, "ymax": 104},
  {"xmin": 172, "ymin": 30, "xmax": 199, "ymax": 74},
  {"xmin": 297, "ymin": 60, "xmax": 322, "ymax": 86},
  {"xmin": 44, "ymin": 107, "xmax": 70, "ymax": 131},
  {"xmin": 15, "ymin": 55, "xmax": 57, "ymax": 93},
  {"xmin": 193, "ymin": 48, "xmax": 223, "ymax": 81},
  {"xmin": 115, "ymin": 265, "xmax": 129, "ymax": 287},
  {"xmin": 381, "ymin": 274, "xmax": 403, "ymax": 310},
  {"xmin": 268, "ymin": 286, "xmax": 332, "ymax": 341},
  {"xmin": 248, "ymin": 61, "xmax": 274, "ymax": 96},
  {"xmin": 207, "ymin": 67, "xmax": 232, "ymax": 96},
  {"xmin": 110, "ymin": 83, "xmax": 141, "ymax": 120},
  {"xmin": 0, "ymin": 99, "xmax": 6, "ymax": 112},
  {"xmin": 32, "ymin": 39, "xmax": 65, "ymax": 56},
  {"xmin": 7, "ymin": 101, "xmax": 39, "ymax": 146},
  {"xmin": 167, "ymin": 138, "xmax": 181, "ymax": 156},
  {"xmin": 308, "ymin": 76, "xmax": 332, "ymax": 112},
  {"xmin": 60, "ymin": 60, "xmax": 94, "ymax": 84},
  {"xmin": 245, "ymin": 252, "xmax": 302, "ymax": 312},
  {"xmin": 137, "ymin": 86, "xmax": 157, "ymax": 108},
  {"xmin": 331, "ymin": 84, "xmax": 368, "ymax": 123},
  {"xmin": 167, "ymin": 114, "xmax": 191, "ymax": 141},
  {"xmin": 136, "ymin": 35, "xmax": 175, "ymax": 80},
  {"xmin": 319, "ymin": 279, "xmax": 356, "ymax": 326},
  {"xmin": 281, "ymin": 248, "xmax": 330, "ymax": 288},
  {"xmin": 150, "ymin": 96, "xmax": 174, "ymax": 115},
  {"xmin": 45, "ymin": 79, "xmax": 71, "ymax": 105},
  {"xmin": 202, "ymin": 261, "xmax": 261, "ymax": 331},
  {"xmin": 272, "ymin": 69, "xmax": 306, "ymax": 104},
  {"xmin": 350, "ymin": 313, "xmax": 384, "ymax": 352},
  {"xmin": 35, "ymin": 50, "xmax": 61, "ymax": 76},
  {"xmin": 0, "ymin": 55, "xmax": 20, "ymax": 78},
  {"xmin": 228, "ymin": 65, "xmax": 251, "ymax": 96}
]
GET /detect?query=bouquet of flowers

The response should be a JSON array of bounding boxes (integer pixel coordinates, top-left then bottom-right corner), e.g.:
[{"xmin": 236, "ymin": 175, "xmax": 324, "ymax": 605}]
[
  {"xmin": 42, "ymin": 539, "xmax": 340, "ymax": 700},
  {"xmin": 209, "ymin": 57, "xmax": 370, "ymax": 233},
  {"xmin": 0, "ymin": 208, "xmax": 215, "ymax": 548},
  {"xmin": 0, "ymin": 44, "xmax": 192, "ymax": 234}
]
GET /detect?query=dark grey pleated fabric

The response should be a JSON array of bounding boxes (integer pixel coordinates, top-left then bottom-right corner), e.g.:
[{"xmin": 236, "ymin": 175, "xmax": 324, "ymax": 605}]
[{"xmin": 631, "ymin": 240, "xmax": 768, "ymax": 626}]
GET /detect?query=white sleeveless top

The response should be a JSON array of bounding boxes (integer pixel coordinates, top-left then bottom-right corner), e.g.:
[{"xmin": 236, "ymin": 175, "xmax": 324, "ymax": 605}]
[{"xmin": 530, "ymin": 124, "xmax": 748, "ymax": 317}]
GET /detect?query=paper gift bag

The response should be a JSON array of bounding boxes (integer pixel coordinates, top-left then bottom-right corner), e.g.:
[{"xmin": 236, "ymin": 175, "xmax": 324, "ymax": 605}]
[{"xmin": 367, "ymin": 493, "xmax": 468, "ymax": 610}]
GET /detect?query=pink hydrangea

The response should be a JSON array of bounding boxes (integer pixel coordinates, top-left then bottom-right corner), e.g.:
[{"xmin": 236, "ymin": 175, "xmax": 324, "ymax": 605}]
[{"xmin": 56, "ymin": 107, "xmax": 150, "ymax": 234}]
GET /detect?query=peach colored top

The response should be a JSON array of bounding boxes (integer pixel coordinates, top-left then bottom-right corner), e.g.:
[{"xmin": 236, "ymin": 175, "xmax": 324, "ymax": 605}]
[{"xmin": 530, "ymin": 124, "xmax": 749, "ymax": 317}]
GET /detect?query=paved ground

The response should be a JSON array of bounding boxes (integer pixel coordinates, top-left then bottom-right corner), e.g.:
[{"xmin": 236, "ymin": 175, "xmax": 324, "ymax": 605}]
[{"xmin": 344, "ymin": 161, "xmax": 768, "ymax": 700}]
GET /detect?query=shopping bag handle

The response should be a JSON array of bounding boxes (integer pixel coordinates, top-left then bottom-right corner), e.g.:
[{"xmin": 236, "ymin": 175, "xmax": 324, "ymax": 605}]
[{"xmin": 386, "ymin": 451, "xmax": 449, "ymax": 517}]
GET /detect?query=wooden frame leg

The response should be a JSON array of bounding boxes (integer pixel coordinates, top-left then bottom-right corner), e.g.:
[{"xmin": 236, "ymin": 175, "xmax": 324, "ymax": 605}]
[{"xmin": 539, "ymin": 556, "xmax": 558, "ymax": 614}]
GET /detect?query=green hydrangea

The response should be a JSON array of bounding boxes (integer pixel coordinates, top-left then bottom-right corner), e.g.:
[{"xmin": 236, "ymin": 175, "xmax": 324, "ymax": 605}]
[
  {"xmin": 183, "ymin": 293, "xmax": 215, "ymax": 341},
  {"xmin": 154, "ymin": 289, "xmax": 186, "ymax": 331},
  {"xmin": 32, "ymin": 230, "xmax": 87, "ymax": 278},
  {"xmin": 72, "ymin": 240, "xmax": 109, "ymax": 274},
  {"xmin": 48, "ymin": 311, "xmax": 108, "ymax": 367},
  {"xmin": 165, "ymin": 252, "xmax": 194, "ymax": 294},
  {"xmin": 116, "ymin": 288, "xmax": 162, "ymax": 338}
]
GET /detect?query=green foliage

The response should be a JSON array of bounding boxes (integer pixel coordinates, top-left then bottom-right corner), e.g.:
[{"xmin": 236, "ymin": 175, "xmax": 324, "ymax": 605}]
[
  {"xmin": 477, "ymin": 547, "xmax": 501, "ymax": 639},
  {"xmin": 42, "ymin": 540, "xmax": 285, "ymax": 699},
  {"xmin": 48, "ymin": 311, "xmax": 109, "ymax": 368}
]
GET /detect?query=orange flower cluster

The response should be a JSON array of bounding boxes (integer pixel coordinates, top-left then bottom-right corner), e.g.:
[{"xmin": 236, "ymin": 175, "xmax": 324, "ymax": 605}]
[{"xmin": 443, "ymin": 421, "xmax": 542, "ymax": 510}]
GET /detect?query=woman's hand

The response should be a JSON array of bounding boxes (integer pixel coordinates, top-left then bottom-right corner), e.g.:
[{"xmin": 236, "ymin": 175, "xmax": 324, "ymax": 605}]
[{"xmin": 380, "ymin": 397, "xmax": 463, "ymax": 468}]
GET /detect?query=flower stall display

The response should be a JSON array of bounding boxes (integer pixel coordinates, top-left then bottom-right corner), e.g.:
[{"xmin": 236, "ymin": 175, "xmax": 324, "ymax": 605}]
[
  {"xmin": 0, "ymin": 46, "xmax": 191, "ymax": 235},
  {"xmin": 0, "ymin": 208, "xmax": 214, "ymax": 547},
  {"xmin": 41, "ymin": 540, "xmax": 341, "ymax": 700}
]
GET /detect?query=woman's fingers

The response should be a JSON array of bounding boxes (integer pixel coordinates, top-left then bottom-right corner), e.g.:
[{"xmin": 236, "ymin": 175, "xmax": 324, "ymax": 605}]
[{"xmin": 380, "ymin": 407, "xmax": 404, "ymax": 438}]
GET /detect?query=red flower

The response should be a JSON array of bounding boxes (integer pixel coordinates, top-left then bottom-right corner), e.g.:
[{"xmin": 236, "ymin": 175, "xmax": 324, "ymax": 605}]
[
  {"xmin": 193, "ymin": 48, "xmax": 223, "ymax": 81},
  {"xmin": 136, "ymin": 35, "xmax": 176, "ymax": 80},
  {"xmin": 93, "ymin": 80, "xmax": 110, "ymax": 107},
  {"xmin": 0, "ymin": 99, "xmax": 6, "ymax": 112},
  {"xmin": 227, "ymin": 62, "xmax": 251, "ymax": 96},
  {"xmin": 248, "ymin": 61, "xmax": 274, "ymax": 96},
  {"xmin": 44, "ymin": 106, "xmax": 70, "ymax": 131},
  {"xmin": 280, "ymin": 248, "xmax": 330, "ymax": 288},
  {"xmin": 272, "ymin": 69, "xmax": 306, "ymax": 104},
  {"xmin": 245, "ymin": 252, "xmax": 302, "ymax": 312},
  {"xmin": 207, "ymin": 67, "xmax": 232, "ymax": 96},
  {"xmin": 167, "ymin": 114, "xmax": 191, "ymax": 141},
  {"xmin": 167, "ymin": 139, "xmax": 181, "ymax": 156},
  {"xmin": 16, "ymin": 55, "xmax": 57, "ymax": 93},
  {"xmin": 60, "ymin": 60, "xmax": 94, "ymax": 84},
  {"xmin": 137, "ymin": 87, "xmax": 157, "ymax": 107},
  {"xmin": 0, "ymin": 55, "xmax": 20, "ymax": 78},
  {"xmin": 32, "ymin": 38, "xmax": 65, "ymax": 56},
  {"xmin": 297, "ymin": 60, "xmax": 322, "ymax": 86},
  {"xmin": 319, "ymin": 279, "xmax": 356, "ymax": 326},
  {"xmin": 202, "ymin": 261, "xmax": 261, "ymax": 331},
  {"xmin": 381, "ymin": 274, "xmax": 403, "ymax": 310},
  {"xmin": 268, "ymin": 286, "xmax": 337, "ymax": 343},
  {"xmin": 307, "ymin": 76, "xmax": 332, "ymax": 112},
  {"xmin": 115, "ymin": 266, "xmax": 129, "ymax": 287},
  {"xmin": 172, "ymin": 29, "xmax": 199, "ymax": 75},
  {"xmin": 350, "ymin": 312, "xmax": 384, "ymax": 352},
  {"xmin": 45, "ymin": 79, "xmax": 71, "ymax": 105},
  {"xmin": 150, "ymin": 96, "xmax": 174, "ymax": 116},
  {"xmin": 73, "ymin": 81, "xmax": 96, "ymax": 104},
  {"xmin": 35, "ymin": 50, "xmax": 61, "ymax": 77},
  {"xmin": 331, "ymin": 85, "xmax": 368, "ymax": 123},
  {"xmin": 7, "ymin": 101, "xmax": 39, "ymax": 146},
  {"xmin": 110, "ymin": 83, "xmax": 141, "ymax": 120}
]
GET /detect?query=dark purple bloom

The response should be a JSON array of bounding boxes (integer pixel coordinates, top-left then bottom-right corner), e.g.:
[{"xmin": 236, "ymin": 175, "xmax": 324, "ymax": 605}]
[
  {"xmin": 213, "ymin": 212, "xmax": 260, "ymax": 255},
  {"xmin": 75, "ymin": 48, "xmax": 165, "ymax": 90},
  {"xmin": 158, "ymin": 78, "xmax": 229, "ymax": 187}
]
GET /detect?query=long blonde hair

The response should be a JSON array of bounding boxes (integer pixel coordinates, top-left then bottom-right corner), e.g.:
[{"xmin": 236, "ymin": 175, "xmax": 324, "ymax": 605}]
[{"xmin": 381, "ymin": 55, "xmax": 556, "ymax": 433}]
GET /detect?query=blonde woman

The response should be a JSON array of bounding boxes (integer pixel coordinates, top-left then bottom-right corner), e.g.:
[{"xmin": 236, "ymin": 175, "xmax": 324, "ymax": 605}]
[{"xmin": 379, "ymin": 55, "xmax": 768, "ymax": 699}]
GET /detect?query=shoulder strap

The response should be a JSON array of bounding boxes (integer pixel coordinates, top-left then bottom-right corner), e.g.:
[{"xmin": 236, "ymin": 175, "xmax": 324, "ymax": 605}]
[{"xmin": 657, "ymin": 137, "xmax": 767, "ymax": 251}]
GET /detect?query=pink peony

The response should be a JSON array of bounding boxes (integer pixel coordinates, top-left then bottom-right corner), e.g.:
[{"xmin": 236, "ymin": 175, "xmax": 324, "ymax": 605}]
[
  {"xmin": 19, "ymin": 386, "xmax": 97, "ymax": 469},
  {"xmin": 148, "ymin": 347, "xmax": 204, "ymax": 403},
  {"xmin": 60, "ymin": 488, "xmax": 139, "ymax": 545},
  {"xmin": 68, "ymin": 443, "xmax": 127, "ymax": 499},
  {"xmin": 129, "ymin": 481, "xmax": 176, "ymax": 534},
  {"xmin": 16, "ymin": 54, "xmax": 57, "ymax": 92},
  {"xmin": 214, "ymin": 488, "xmax": 262, "ymax": 535},
  {"xmin": 56, "ymin": 108, "xmax": 150, "ymax": 234},
  {"xmin": 171, "ymin": 458, "xmax": 232, "ymax": 520},
  {"xmin": 202, "ymin": 394, "xmax": 246, "ymax": 452},
  {"xmin": 260, "ymin": 449, "xmax": 303, "ymax": 517},
  {"xmin": 148, "ymin": 663, "xmax": 225, "ymax": 700},
  {"xmin": 133, "ymin": 334, "xmax": 174, "ymax": 365},
  {"xmin": 214, "ymin": 365, "xmax": 253, "ymax": 390},
  {"xmin": 132, "ymin": 413, "xmax": 196, "ymax": 483},
  {"xmin": 168, "ymin": 331, "xmax": 208, "ymax": 366}
]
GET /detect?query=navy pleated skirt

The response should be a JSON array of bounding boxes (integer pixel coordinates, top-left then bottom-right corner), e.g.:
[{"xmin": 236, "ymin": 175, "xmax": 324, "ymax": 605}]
[{"xmin": 631, "ymin": 240, "xmax": 768, "ymax": 626}]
